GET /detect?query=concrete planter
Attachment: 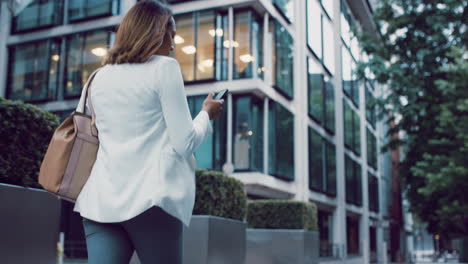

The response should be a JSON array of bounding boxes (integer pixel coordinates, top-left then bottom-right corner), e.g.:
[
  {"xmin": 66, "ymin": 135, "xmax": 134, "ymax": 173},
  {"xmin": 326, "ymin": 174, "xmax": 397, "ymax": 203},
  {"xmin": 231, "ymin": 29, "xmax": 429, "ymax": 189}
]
[
  {"xmin": 183, "ymin": 215, "xmax": 246, "ymax": 264},
  {"xmin": 246, "ymin": 228, "xmax": 319, "ymax": 264},
  {"xmin": 0, "ymin": 183, "xmax": 61, "ymax": 264},
  {"xmin": 130, "ymin": 215, "xmax": 246, "ymax": 264}
]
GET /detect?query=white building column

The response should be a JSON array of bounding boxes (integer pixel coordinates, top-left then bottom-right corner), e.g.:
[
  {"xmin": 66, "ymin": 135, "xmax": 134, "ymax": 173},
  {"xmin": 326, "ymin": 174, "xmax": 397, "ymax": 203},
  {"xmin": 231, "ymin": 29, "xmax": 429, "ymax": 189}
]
[
  {"xmin": 292, "ymin": 0, "xmax": 309, "ymax": 202},
  {"xmin": 332, "ymin": 0, "xmax": 347, "ymax": 258}
]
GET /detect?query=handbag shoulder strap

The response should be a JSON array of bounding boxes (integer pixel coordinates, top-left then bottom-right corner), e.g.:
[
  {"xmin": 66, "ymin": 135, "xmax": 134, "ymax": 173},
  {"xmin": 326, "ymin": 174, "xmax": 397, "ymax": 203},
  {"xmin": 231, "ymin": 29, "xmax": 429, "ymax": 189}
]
[{"xmin": 81, "ymin": 68, "xmax": 101, "ymax": 137}]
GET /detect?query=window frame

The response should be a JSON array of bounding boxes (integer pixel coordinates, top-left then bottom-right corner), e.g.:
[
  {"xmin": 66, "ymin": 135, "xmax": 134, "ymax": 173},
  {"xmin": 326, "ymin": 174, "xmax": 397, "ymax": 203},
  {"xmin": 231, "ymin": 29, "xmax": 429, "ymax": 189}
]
[
  {"xmin": 232, "ymin": 94, "xmax": 264, "ymax": 172},
  {"xmin": 7, "ymin": 38, "xmax": 61, "ymax": 103}
]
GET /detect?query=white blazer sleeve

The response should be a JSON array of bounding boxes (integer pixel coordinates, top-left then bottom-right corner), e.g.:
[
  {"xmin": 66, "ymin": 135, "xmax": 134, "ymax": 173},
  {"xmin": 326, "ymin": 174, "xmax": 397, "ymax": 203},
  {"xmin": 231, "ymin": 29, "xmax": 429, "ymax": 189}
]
[{"xmin": 157, "ymin": 58, "xmax": 213, "ymax": 158}]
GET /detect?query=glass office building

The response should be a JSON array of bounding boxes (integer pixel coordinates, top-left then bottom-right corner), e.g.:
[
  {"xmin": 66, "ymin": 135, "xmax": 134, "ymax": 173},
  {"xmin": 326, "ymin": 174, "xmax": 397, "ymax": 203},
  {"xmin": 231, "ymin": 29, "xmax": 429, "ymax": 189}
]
[{"xmin": 0, "ymin": 0, "xmax": 391, "ymax": 262}]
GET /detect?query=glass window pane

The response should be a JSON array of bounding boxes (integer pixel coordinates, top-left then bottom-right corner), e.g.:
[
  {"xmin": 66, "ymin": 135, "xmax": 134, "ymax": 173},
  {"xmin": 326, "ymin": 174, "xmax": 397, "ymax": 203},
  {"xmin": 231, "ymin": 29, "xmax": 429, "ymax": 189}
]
[
  {"xmin": 175, "ymin": 14, "xmax": 195, "ymax": 82},
  {"xmin": 307, "ymin": 0, "xmax": 322, "ymax": 59},
  {"xmin": 308, "ymin": 57, "xmax": 324, "ymax": 122},
  {"xmin": 353, "ymin": 110, "xmax": 361, "ymax": 155},
  {"xmin": 272, "ymin": 0, "xmax": 294, "ymax": 22},
  {"xmin": 65, "ymin": 30, "xmax": 110, "ymax": 97},
  {"xmin": 196, "ymin": 11, "xmax": 215, "ymax": 80},
  {"xmin": 347, "ymin": 216, "xmax": 360, "ymax": 255},
  {"xmin": 233, "ymin": 12, "xmax": 253, "ymax": 79},
  {"xmin": 345, "ymin": 155, "xmax": 354, "ymax": 203},
  {"xmin": 355, "ymin": 162, "xmax": 362, "ymax": 206},
  {"xmin": 274, "ymin": 21, "xmax": 294, "ymax": 99},
  {"xmin": 341, "ymin": 3, "xmax": 351, "ymax": 46},
  {"xmin": 326, "ymin": 141, "xmax": 336, "ymax": 195},
  {"xmin": 188, "ymin": 95, "xmax": 227, "ymax": 170},
  {"xmin": 323, "ymin": 18, "xmax": 335, "ymax": 74},
  {"xmin": 342, "ymin": 47, "xmax": 352, "ymax": 97},
  {"xmin": 13, "ymin": 0, "xmax": 63, "ymax": 32},
  {"xmin": 215, "ymin": 14, "xmax": 229, "ymax": 81},
  {"xmin": 9, "ymin": 40, "xmax": 59, "ymax": 102},
  {"xmin": 69, "ymin": 0, "xmax": 117, "ymax": 21},
  {"xmin": 233, "ymin": 96, "xmax": 263, "ymax": 171},
  {"xmin": 324, "ymin": 77, "xmax": 335, "ymax": 132},
  {"xmin": 343, "ymin": 100, "xmax": 353, "ymax": 149},
  {"xmin": 351, "ymin": 61, "xmax": 359, "ymax": 107},
  {"xmin": 269, "ymin": 101, "xmax": 294, "ymax": 180},
  {"xmin": 318, "ymin": 210, "xmax": 334, "ymax": 257},
  {"xmin": 309, "ymin": 127, "xmax": 323, "ymax": 191}
]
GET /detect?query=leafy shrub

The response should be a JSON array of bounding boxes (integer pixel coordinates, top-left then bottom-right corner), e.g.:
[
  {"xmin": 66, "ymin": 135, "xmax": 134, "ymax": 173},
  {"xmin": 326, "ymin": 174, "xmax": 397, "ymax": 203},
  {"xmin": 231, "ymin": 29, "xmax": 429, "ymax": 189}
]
[
  {"xmin": 247, "ymin": 200, "xmax": 318, "ymax": 231},
  {"xmin": 193, "ymin": 169, "xmax": 247, "ymax": 221},
  {"xmin": 0, "ymin": 97, "xmax": 59, "ymax": 188}
]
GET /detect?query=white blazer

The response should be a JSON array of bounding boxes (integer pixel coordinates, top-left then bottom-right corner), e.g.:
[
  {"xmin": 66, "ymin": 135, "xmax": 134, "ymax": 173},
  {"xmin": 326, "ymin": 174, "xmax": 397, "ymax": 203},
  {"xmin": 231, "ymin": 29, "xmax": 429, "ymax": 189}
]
[{"xmin": 73, "ymin": 55, "xmax": 213, "ymax": 227}]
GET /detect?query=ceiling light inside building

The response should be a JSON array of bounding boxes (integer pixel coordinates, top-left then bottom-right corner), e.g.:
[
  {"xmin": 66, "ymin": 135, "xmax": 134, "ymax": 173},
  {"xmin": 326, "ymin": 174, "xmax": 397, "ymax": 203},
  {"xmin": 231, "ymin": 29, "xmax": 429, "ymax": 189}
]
[
  {"xmin": 201, "ymin": 59, "xmax": 213, "ymax": 67},
  {"xmin": 51, "ymin": 55, "xmax": 60, "ymax": 61},
  {"xmin": 174, "ymin": 35, "xmax": 184, "ymax": 44},
  {"xmin": 91, "ymin": 47, "xmax": 107, "ymax": 57},
  {"xmin": 223, "ymin": 40, "xmax": 239, "ymax": 48},
  {"xmin": 240, "ymin": 54, "xmax": 254, "ymax": 63},
  {"xmin": 182, "ymin": 45, "xmax": 196, "ymax": 54},
  {"xmin": 209, "ymin": 28, "xmax": 224, "ymax": 37}
]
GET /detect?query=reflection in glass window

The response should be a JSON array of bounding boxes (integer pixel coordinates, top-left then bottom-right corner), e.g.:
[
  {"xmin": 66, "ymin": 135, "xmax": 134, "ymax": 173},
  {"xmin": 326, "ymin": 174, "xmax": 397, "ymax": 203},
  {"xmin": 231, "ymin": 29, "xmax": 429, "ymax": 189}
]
[
  {"xmin": 309, "ymin": 128, "xmax": 323, "ymax": 190},
  {"xmin": 69, "ymin": 0, "xmax": 119, "ymax": 22},
  {"xmin": 233, "ymin": 96, "xmax": 264, "ymax": 171},
  {"xmin": 271, "ymin": 20, "xmax": 294, "ymax": 99},
  {"xmin": 324, "ymin": 78, "xmax": 335, "ymax": 132},
  {"xmin": 345, "ymin": 155, "xmax": 362, "ymax": 206},
  {"xmin": 174, "ymin": 11, "xmax": 216, "ymax": 82},
  {"xmin": 322, "ymin": 18, "xmax": 335, "ymax": 74},
  {"xmin": 65, "ymin": 30, "xmax": 112, "ymax": 97},
  {"xmin": 325, "ymin": 140, "xmax": 336, "ymax": 195},
  {"xmin": 367, "ymin": 128, "xmax": 377, "ymax": 169},
  {"xmin": 365, "ymin": 85, "xmax": 376, "ymax": 127},
  {"xmin": 307, "ymin": 0, "xmax": 322, "ymax": 59},
  {"xmin": 233, "ymin": 11, "xmax": 263, "ymax": 79},
  {"xmin": 343, "ymin": 100, "xmax": 353, "ymax": 149},
  {"xmin": 12, "ymin": 0, "xmax": 63, "ymax": 33},
  {"xmin": 342, "ymin": 47, "xmax": 359, "ymax": 107},
  {"xmin": 346, "ymin": 216, "xmax": 360, "ymax": 255},
  {"xmin": 8, "ymin": 39, "xmax": 60, "ymax": 102},
  {"xmin": 308, "ymin": 58, "xmax": 324, "ymax": 122},
  {"xmin": 309, "ymin": 127, "xmax": 336, "ymax": 195},
  {"xmin": 272, "ymin": 0, "xmax": 294, "ymax": 23},
  {"xmin": 269, "ymin": 101, "xmax": 294, "ymax": 180},
  {"xmin": 368, "ymin": 173, "xmax": 379, "ymax": 213},
  {"xmin": 187, "ymin": 95, "xmax": 227, "ymax": 170}
]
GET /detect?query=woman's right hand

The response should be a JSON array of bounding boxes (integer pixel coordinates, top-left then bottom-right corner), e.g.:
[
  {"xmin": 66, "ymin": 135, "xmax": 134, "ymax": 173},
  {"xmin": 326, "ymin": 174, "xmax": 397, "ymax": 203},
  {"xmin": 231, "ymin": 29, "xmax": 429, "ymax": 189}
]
[{"xmin": 202, "ymin": 93, "xmax": 224, "ymax": 120}]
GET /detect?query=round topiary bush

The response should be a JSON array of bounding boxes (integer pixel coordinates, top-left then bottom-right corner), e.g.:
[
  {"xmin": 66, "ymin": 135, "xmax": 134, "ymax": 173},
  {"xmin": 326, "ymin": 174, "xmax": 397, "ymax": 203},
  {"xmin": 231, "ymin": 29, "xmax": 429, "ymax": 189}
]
[
  {"xmin": 247, "ymin": 199, "xmax": 318, "ymax": 231},
  {"xmin": 0, "ymin": 97, "xmax": 60, "ymax": 188},
  {"xmin": 193, "ymin": 169, "xmax": 247, "ymax": 221}
]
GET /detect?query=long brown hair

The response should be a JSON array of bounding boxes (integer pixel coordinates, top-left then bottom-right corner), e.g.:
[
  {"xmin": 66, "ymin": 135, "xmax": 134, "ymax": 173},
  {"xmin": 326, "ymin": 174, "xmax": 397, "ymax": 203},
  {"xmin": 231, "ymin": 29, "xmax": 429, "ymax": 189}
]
[{"xmin": 104, "ymin": 0, "xmax": 173, "ymax": 65}]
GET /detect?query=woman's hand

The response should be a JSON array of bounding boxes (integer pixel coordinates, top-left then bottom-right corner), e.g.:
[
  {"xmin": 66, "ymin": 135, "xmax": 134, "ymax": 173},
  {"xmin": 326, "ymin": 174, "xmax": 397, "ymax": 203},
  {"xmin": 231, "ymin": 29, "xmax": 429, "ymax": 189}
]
[{"xmin": 202, "ymin": 93, "xmax": 224, "ymax": 120}]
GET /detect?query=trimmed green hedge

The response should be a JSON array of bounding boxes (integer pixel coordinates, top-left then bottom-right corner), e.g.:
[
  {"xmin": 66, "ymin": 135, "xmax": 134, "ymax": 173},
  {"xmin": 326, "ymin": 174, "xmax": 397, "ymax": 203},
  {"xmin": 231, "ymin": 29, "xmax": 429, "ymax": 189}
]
[
  {"xmin": 193, "ymin": 169, "xmax": 247, "ymax": 221},
  {"xmin": 247, "ymin": 200, "xmax": 318, "ymax": 231},
  {"xmin": 0, "ymin": 97, "xmax": 59, "ymax": 188}
]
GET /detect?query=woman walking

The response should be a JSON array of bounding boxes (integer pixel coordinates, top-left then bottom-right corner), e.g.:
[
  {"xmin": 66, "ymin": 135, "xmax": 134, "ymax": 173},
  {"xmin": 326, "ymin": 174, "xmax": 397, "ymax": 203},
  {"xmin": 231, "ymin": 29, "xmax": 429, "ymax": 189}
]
[{"xmin": 73, "ymin": 1, "xmax": 224, "ymax": 263}]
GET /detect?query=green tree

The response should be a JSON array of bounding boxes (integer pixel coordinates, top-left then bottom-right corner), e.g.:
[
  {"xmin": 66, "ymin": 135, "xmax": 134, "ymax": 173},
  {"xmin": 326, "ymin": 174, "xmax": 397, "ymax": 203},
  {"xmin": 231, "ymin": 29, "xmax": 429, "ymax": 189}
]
[{"xmin": 357, "ymin": 0, "xmax": 467, "ymax": 238}]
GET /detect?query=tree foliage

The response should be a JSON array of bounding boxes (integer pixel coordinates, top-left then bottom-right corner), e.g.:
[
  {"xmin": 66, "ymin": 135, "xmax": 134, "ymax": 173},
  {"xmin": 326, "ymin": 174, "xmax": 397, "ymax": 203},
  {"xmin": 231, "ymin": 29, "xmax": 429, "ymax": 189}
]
[{"xmin": 357, "ymin": 0, "xmax": 467, "ymax": 237}]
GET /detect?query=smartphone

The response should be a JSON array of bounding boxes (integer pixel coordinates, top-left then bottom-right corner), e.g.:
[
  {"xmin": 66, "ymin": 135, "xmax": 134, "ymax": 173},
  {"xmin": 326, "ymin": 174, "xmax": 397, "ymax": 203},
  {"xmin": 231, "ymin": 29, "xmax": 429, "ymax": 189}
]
[{"xmin": 214, "ymin": 89, "xmax": 229, "ymax": 101}]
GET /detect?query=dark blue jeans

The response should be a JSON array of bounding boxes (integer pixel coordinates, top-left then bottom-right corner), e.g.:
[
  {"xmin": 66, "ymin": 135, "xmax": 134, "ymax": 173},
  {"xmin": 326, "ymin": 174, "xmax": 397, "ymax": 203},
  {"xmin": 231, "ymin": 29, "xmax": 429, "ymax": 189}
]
[{"xmin": 82, "ymin": 206, "xmax": 183, "ymax": 264}]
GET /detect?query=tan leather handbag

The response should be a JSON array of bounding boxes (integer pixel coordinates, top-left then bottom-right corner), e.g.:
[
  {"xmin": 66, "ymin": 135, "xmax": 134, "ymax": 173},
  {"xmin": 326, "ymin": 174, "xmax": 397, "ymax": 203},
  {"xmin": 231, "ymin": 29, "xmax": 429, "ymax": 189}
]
[{"xmin": 39, "ymin": 69, "xmax": 100, "ymax": 203}]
